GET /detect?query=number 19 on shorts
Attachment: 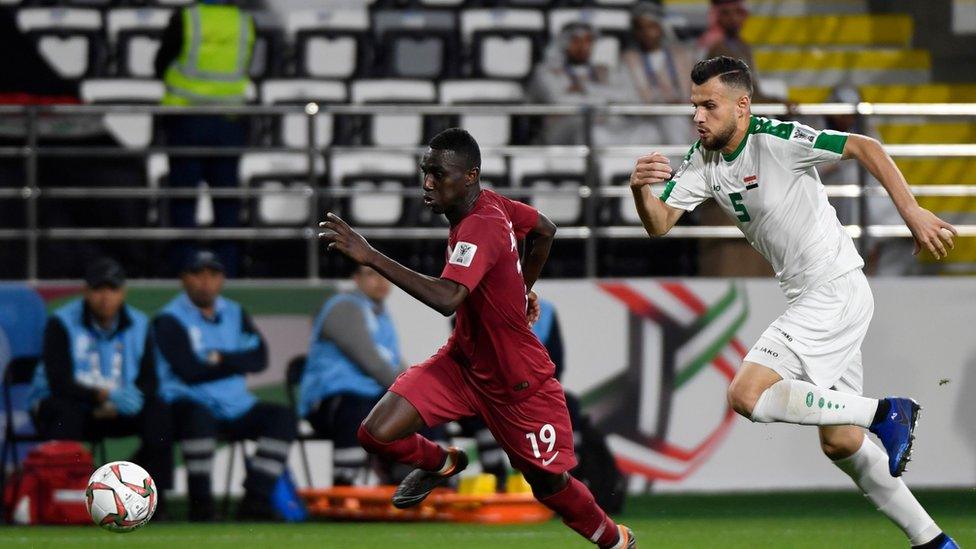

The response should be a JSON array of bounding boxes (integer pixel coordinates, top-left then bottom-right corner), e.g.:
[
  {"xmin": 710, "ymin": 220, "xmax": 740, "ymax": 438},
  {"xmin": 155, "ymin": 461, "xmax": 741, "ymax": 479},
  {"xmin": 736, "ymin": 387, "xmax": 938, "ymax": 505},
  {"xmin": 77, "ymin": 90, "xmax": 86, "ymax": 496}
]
[{"xmin": 526, "ymin": 424, "xmax": 558, "ymax": 465}]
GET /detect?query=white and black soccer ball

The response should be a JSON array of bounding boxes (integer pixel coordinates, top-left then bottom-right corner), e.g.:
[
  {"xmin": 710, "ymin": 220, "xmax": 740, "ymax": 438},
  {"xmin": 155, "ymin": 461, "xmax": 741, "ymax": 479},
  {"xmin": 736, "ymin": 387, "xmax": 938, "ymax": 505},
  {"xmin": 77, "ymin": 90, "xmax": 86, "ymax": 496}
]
[{"xmin": 85, "ymin": 461, "xmax": 157, "ymax": 532}]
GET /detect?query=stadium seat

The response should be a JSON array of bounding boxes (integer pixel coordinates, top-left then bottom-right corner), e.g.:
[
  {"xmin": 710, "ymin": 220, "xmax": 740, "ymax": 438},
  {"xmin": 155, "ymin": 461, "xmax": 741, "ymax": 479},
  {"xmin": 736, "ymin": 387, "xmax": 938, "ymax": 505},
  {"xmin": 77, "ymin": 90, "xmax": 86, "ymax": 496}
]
[
  {"xmin": 789, "ymin": 83, "xmax": 976, "ymax": 104},
  {"xmin": 372, "ymin": 9, "xmax": 459, "ymax": 79},
  {"xmin": 742, "ymin": 14, "xmax": 913, "ymax": 47},
  {"xmin": 511, "ymin": 155, "xmax": 586, "ymax": 226},
  {"xmin": 548, "ymin": 8, "xmax": 630, "ymax": 69},
  {"xmin": 106, "ymin": 7, "xmax": 172, "ymax": 78},
  {"xmin": 16, "ymin": 7, "xmax": 106, "ymax": 80},
  {"xmin": 438, "ymin": 79, "xmax": 524, "ymax": 146},
  {"xmin": 146, "ymin": 152, "xmax": 168, "ymax": 226},
  {"xmin": 329, "ymin": 151, "xmax": 418, "ymax": 227},
  {"xmin": 287, "ymin": 8, "xmax": 371, "ymax": 79},
  {"xmin": 260, "ymin": 79, "xmax": 347, "ymax": 148},
  {"xmin": 79, "ymin": 79, "xmax": 164, "ymax": 149},
  {"xmin": 238, "ymin": 152, "xmax": 325, "ymax": 226},
  {"xmin": 754, "ymin": 49, "xmax": 931, "ymax": 87},
  {"xmin": 460, "ymin": 9, "xmax": 545, "ymax": 81},
  {"xmin": 597, "ymin": 154, "xmax": 640, "ymax": 226},
  {"xmin": 349, "ymin": 79, "xmax": 437, "ymax": 146},
  {"xmin": 148, "ymin": 0, "xmax": 193, "ymax": 6},
  {"xmin": 478, "ymin": 153, "xmax": 510, "ymax": 190},
  {"xmin": 876, "ymin": 122, "xmax": 976, "ymax": 145},
  {"xmin": 250, "ymin": 27, "xmax": 284, "ymax": 80}
]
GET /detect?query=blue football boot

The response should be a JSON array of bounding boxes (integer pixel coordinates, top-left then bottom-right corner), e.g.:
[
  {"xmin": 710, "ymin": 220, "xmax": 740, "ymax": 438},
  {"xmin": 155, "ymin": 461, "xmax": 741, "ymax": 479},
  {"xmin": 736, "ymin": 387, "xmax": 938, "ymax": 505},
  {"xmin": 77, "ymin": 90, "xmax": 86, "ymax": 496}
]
[
  {"xmin": 937, "ymin": 535, "xmax": 960, "ymax": 548},
  {"xmin": 915, "ymin": 533, "xmax": 960, "ymax": 549},
  {"xmin": 869, "ymin": 397, "xmax": 921, "ymax": 477}
]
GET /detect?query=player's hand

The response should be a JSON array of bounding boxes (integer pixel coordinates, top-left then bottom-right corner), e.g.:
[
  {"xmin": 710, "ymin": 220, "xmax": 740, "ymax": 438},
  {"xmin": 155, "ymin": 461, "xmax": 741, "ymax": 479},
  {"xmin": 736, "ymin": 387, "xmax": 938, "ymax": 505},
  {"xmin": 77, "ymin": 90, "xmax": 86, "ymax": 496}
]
[
  {"xmin": 526, "ymin": 291, "xmax": 541, "ymax": 325},
  {"xmin": 903, "ymin": 206, "xmax": 956, "ymax": 260},
  {"xmin": 318, "ymin": 212, "xmax": 377, "ymax": 265},
  {"xmin": 630, "ymin": 152, "xmax": 672, "ymax": 189}
]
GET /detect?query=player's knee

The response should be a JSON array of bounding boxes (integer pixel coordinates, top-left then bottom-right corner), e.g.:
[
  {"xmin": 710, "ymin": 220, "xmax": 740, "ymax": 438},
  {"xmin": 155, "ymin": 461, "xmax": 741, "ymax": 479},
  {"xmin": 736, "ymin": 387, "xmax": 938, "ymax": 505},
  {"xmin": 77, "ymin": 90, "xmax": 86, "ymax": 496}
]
[
  {"xmin": 524, "ymin": 470, "xmax": 569, "ymax": 499},
  {"xmin": 727, "ymin": 378, "xmax": 760, "ymax": 418},
  {"xmin": 357, "ymin": 421, "xmax": 389, "ymax": 453}
]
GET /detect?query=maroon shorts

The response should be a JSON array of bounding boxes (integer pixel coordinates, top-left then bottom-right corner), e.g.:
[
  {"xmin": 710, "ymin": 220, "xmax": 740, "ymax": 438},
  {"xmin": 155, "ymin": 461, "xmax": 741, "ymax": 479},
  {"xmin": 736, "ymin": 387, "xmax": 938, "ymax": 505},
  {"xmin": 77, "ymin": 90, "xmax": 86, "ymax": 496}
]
[{"xmin": 390, "ymin": 352, "xmax": 577, "ymax": 475}]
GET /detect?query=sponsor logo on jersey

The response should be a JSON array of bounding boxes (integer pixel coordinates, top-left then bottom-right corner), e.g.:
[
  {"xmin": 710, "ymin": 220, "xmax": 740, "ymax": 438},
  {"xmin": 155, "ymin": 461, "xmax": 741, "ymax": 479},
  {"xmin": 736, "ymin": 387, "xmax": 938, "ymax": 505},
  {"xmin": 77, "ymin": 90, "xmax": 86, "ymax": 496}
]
[
  {"xmin": 448, "ymin": 242, "xmax": 477, "ymax": 267},
  {"xmin": 755, "ymin": 346, "xmax": 779, "ymax": 358},
  {"xmin": 790, "ymin": 126, "xmax": 817, "ymax": 144}
]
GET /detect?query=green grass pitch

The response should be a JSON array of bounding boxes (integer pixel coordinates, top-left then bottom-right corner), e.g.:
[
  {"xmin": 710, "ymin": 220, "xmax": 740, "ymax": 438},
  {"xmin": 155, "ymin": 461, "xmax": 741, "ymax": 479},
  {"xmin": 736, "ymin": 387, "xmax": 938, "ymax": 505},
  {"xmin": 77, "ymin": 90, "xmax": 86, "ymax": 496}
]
[{"xmin": 1, "ymin": 490, "xmax": 972, "ymax": 548}]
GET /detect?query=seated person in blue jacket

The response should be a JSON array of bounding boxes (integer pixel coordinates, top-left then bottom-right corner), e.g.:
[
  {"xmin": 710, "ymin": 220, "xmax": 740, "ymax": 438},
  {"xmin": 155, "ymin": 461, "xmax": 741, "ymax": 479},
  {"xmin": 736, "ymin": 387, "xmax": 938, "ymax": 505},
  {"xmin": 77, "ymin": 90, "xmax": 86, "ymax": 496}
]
[
  {"xmin": 153, "ymin": 250, "xmax": 296, "ymax": 521},
  {"xmin": 30, "ymin": 258, "xmax": 173, "ymax": 512},
  {"xmin": 300, "ymin": 265, "xmax": 409, "ymax": 485}
]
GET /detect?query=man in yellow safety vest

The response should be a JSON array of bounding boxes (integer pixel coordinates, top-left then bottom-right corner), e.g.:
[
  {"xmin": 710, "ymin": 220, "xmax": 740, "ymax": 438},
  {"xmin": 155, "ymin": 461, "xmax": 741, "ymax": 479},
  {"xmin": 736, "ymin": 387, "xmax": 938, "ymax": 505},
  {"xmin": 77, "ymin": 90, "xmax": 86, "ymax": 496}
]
[{"xmin": 155, "ymin": 0, "xmax": 255, "ymax": 277}]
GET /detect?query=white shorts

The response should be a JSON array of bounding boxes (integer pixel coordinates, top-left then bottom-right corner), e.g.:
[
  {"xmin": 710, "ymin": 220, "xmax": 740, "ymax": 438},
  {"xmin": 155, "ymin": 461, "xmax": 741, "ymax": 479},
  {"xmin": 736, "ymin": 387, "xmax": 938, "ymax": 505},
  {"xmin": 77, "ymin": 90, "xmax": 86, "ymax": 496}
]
[{"xmin": 744, "ymin": 269, "xmax": 874, "ymax": 395}]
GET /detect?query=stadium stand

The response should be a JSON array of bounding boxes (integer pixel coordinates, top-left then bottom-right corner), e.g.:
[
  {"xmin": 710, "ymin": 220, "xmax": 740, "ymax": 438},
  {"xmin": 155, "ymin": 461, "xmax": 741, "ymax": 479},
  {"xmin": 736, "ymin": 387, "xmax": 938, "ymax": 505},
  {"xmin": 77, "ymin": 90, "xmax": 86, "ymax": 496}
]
[{"xmin": 0, "ymin": 0, "xmax": 973, "ymax": 277}]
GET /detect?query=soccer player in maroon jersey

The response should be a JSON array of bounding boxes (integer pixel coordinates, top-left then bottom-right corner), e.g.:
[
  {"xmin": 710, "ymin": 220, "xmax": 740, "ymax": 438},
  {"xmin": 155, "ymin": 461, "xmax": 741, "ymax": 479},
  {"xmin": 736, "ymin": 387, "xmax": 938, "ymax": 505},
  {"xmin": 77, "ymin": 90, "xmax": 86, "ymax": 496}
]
[{"xmin": 319, "ymin": 128, "xmax": 635, "ymax": 548}]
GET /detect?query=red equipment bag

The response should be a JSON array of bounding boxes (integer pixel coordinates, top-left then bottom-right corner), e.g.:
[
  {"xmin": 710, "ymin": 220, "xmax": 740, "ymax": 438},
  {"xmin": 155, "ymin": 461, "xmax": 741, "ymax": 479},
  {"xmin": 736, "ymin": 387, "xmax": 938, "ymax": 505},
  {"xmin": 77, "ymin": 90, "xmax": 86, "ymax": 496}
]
[{"xmin": 4, "ymin": 440, "xmax": 94, "ymax": 524}]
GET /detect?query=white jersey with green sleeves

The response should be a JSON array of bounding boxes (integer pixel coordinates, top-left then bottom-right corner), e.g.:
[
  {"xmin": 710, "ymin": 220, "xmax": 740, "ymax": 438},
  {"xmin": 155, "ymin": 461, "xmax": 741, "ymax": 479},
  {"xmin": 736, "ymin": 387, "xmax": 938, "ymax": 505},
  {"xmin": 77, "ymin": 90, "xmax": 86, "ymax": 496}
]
[{"xmin": 661, "ymin": 115, "xmax": 864, "ymax": 303}]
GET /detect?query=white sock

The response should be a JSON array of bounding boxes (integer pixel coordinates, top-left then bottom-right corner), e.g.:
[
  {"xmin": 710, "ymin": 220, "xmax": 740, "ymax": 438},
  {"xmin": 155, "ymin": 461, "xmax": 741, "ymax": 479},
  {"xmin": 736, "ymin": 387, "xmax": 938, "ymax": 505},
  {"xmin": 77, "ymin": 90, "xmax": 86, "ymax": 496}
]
[
  {"xmin": 834, "ymin": 436, "xmax": 941, "ymax": 545},
  {"xmin": 750, "ymin": 379, "xmax": 878, "ymax": 427}
]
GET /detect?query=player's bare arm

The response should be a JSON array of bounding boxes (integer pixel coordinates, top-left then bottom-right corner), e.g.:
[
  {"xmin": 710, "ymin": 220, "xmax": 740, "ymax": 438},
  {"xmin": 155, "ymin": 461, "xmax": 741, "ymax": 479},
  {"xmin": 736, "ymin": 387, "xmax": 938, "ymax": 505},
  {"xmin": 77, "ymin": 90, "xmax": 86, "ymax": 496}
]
[
  {"xmin": 319, "ymin": 212, "xmax": 469, "ymax": 317},
  {"xmin": 842, "ymin": 134, "xmax": 957, "ymax": 259},
  {"xmin": 522, "ymin": 212, "xmax": 556, "ymax": 325},
  {"xmin": 629, "ymin": 152, "xmax": 685, "ymax": 236}
]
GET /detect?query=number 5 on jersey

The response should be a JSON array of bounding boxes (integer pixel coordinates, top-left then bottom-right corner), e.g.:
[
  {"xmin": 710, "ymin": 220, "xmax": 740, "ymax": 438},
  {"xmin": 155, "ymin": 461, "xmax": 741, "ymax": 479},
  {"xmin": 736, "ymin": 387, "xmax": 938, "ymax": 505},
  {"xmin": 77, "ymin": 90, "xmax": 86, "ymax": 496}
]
[
  {"xmin": 729, "ymin": 192, "xmax": 752, "ymax": 222},
  {"xmin": 526, "ymin": 424, "xmax": 559, "ymax": 466}
]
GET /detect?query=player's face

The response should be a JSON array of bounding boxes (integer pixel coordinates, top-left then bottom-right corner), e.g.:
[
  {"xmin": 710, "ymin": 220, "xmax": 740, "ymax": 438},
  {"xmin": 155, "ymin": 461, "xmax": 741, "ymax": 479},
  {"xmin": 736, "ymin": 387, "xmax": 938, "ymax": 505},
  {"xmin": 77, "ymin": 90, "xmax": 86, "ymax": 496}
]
[
  {"xmin": 181, "ymin": 268, "xmax": 224, "ymax": 310},
  {"xmin": 691, "ymin": 77, "xmax": 747, "ymax": 151},
  {"xmin": 354, "ymin": 266, "xmax": 390, "ymax": 302},
  {"xmin": 420, "ymin": 149, "xmax": 477, "ymax": 215},
  {"xmin": 565, "ymin": 32, "xmax": 594, "ymax": 64},
  {"xmin": 633, "ymin": 17, "xmax": 663, "ymax": 52},
  {"xmin": 84, "ymin": 286, "xmax": 126, "ymax": 325}
]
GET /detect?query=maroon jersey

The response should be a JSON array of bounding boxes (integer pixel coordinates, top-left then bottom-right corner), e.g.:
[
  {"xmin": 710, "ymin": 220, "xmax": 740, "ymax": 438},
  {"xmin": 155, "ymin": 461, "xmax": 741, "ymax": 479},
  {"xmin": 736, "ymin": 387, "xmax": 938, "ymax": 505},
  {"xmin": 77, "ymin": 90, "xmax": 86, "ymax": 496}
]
[{"xmin": 439, "ymin": 189, "xmax": 555, "ymax": 403}]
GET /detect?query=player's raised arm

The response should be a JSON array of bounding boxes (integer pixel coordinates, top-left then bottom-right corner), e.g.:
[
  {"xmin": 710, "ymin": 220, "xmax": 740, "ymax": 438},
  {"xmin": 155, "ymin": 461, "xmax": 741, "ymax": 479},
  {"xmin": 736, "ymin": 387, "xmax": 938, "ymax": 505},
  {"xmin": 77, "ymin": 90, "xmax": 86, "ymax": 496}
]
[
  {"xmin": 630, "ymin": 152, "xmax": 686, "ymax": 236},
  {"xmin": 319, "ymin": 213, "xmax": 468, "ymax": 316},
  {"xmin": 842, "ymin": 134, "xmax": 957, "ymax": 259}
]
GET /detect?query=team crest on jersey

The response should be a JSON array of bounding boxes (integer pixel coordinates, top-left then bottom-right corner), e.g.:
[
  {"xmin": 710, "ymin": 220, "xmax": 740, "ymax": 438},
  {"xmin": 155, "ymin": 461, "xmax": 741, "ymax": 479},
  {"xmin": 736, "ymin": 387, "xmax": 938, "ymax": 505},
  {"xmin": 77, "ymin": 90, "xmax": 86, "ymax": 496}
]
[
  {"xmin": 790, "ymin": 125, "xmax": 816, "ymax": 144},
  {"xmin": 449, "ymin": 242, "xmax": 478, "ymax": 267},
  {"xmin": 673, "ymin": 157, "xmax": 691, "ymax": 182}
]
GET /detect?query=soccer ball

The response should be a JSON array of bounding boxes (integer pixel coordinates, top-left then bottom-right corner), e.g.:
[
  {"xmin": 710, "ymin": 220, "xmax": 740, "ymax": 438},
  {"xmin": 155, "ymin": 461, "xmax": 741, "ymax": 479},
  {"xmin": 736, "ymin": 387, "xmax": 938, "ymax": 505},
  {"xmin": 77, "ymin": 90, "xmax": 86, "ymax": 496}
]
[{"xmin": 85, "ymin": 461, "xmax": 157, "ymax": 532}]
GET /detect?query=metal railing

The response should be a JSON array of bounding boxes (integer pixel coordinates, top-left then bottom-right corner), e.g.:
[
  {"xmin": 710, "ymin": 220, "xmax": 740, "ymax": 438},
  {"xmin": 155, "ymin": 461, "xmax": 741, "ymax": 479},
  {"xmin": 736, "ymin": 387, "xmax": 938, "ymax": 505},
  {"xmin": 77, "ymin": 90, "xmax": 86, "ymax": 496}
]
[{"xmin": 1, "ymin": 102, "xmax": 975, "ymax": 280}]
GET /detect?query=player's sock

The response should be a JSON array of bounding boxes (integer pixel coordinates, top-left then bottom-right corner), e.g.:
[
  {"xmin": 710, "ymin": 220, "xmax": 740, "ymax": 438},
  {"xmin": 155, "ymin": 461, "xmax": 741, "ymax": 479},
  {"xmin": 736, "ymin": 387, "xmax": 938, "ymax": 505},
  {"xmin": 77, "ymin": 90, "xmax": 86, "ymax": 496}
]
[
  {"xmin": 750, "ymin": 379, "xmax": 878, "ymax": 427},
  {"xmin": 833, "ymin": 436, "xmax": 941, "ymax": 545},
  {"xmin": 357, "ymin": 423, "xmax": 447, "ymax": 471},
  {"xmin": 536, "ymin": 476, "xmax": 620, "ymax": 547}
]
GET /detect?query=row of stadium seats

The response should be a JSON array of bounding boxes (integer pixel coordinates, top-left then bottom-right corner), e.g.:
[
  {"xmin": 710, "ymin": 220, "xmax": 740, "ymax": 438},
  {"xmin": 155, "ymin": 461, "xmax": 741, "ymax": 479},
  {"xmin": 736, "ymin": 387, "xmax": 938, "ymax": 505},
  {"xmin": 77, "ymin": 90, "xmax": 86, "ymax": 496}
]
[
  {"xmin": 137, "ymin": 151, "xmax": 653, "ymax": 228},
  {"xmin": 12, "ymin": 5, "xmax": 927, "ymax": 86},
  {"xmin": 77, "ymin": 77, "xmax": 540, "ymax": 148},
  {"xmin": 13, "ymin": 6, "xmax": 687, "ymax": 82}
]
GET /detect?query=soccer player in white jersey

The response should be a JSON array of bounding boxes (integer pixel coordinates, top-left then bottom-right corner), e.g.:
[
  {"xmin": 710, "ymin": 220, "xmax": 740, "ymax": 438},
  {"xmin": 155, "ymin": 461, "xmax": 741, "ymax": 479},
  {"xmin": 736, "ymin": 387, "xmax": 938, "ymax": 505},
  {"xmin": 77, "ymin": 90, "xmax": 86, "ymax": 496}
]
[{"xmin": 630, "ymin": 57, "xmax": 959, "ymax": 549}]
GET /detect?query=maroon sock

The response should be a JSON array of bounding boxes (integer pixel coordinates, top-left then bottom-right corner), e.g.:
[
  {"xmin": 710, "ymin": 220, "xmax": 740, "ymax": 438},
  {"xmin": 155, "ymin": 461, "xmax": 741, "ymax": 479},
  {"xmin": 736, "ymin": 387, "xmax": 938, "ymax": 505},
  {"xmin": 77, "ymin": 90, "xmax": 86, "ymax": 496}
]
[
  {"xmin": 538, "ymin": 476, "xmax": 619, "ymax": 547},
  {"xmin": 357, "ymin": 423, "xmax": 447, "ymax": 471}
]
